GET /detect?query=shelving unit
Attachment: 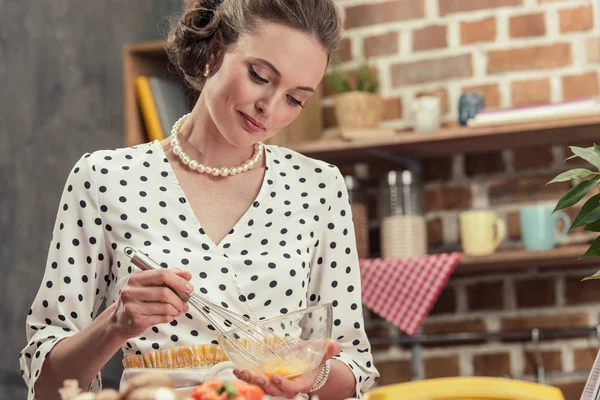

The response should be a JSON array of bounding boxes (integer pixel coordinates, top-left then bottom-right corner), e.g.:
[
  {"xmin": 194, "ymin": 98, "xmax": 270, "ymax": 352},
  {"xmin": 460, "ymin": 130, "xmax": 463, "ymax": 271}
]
[
  {"xmin": 123, "ymin": 40, "xmax": 178, "ymax": 147},
  {"xmin": 123, "ymin": 39, "xmax": 600, "ymax": 160},
  {"xmin": 289, "ymin": 114, "xmax": 600, "ymax": 164},
  {"xmin": 455, "ymin": 244, "xmax": 598, "ymax": 275}
]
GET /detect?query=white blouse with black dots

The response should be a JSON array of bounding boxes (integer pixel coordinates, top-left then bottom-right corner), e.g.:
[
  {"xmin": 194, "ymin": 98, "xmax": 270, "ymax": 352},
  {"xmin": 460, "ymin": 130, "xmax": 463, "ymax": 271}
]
[{"xmin": 19, "ymin": 141, "xmax": 379, "ymax": 399}]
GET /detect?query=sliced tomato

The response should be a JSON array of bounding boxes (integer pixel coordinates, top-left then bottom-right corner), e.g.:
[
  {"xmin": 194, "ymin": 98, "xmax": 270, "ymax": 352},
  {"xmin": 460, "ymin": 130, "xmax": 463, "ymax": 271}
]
[{"xmin": 190, "ymin": 380, "xmax": 263, "ymax": 400}]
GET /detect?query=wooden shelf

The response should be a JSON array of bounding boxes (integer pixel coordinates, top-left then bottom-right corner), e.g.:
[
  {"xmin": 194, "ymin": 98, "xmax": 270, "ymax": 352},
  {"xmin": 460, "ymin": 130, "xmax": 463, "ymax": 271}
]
[
  {"xmin": 123, "ymin": 40, "xmax": 600, "ymax": 162},
  {"xmin": 454, "ymin": 244, "xmax": 599, "ymax": 275},
  {"xmin": 123, "ymin": 40, "xmax": 177, "ymax": 147},
  {"xmin": 287, "ymin": 114, "xmax": 600, "ymax": 163}
]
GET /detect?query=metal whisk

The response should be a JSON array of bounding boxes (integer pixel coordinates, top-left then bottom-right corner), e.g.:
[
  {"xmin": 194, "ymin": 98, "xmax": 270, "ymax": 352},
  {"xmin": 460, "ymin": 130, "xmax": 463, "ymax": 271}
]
[{"xmin": 124, "ymin": 247, "xmax": 291, "ymax": 365}]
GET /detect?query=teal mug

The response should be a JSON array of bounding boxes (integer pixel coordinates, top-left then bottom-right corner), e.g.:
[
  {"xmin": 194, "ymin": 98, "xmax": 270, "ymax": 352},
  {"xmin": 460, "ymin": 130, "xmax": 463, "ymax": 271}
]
[{"xmin": 519, "ymin": 205, "xmax": 570, "ymax": 251}]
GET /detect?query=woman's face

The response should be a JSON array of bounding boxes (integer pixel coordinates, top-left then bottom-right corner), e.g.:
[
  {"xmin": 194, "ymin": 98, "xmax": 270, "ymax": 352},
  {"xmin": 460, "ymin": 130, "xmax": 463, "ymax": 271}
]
[{"xmin": 203, "ymin": 22, "xmax": 329, "ymax": 148}]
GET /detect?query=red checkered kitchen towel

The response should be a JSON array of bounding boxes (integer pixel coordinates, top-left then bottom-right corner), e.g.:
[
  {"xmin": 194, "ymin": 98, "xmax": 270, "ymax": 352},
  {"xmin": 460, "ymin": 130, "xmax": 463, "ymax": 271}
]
[{"xmin": 360, "ymin": 253, "xmax": 462, "ymax": 335}]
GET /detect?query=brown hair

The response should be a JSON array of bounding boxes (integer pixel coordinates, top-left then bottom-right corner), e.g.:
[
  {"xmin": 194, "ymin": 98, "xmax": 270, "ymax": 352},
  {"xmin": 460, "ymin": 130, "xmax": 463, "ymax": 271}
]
[{"xmin": 166, "ymin": 0, "xmax": 342, "ymax": 93}]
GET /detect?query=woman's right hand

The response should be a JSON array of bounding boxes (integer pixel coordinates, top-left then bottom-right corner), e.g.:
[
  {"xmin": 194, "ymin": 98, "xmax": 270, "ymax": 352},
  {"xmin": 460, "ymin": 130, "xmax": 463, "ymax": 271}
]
[{"xmin": 110, "ymin": 268, "xmax": 194, "ymax": 339}]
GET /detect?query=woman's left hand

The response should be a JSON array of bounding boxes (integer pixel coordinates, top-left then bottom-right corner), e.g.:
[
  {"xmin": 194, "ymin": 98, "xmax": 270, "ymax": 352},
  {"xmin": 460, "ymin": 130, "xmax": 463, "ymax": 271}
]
[{"xmin": 233, "ymin": 340, "xmax": 341, "ymax": 399}]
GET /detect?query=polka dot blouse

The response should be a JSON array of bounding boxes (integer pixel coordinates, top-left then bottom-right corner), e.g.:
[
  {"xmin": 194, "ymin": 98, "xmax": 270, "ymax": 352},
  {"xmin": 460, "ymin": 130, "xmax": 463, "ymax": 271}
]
[{"xmin": 19, "ymin": 141, "xmax": 379, "ymax": 399}]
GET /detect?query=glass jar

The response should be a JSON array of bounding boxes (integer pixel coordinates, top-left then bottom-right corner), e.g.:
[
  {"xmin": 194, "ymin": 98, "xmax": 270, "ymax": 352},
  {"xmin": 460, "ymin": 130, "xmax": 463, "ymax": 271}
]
[
  {"xmin": 345, "ymin": 175, "xmax": 369, "ymax": 259},
  {"xmin": 379, "ymin": 170, "xmax": 427, "ymax": 258}
]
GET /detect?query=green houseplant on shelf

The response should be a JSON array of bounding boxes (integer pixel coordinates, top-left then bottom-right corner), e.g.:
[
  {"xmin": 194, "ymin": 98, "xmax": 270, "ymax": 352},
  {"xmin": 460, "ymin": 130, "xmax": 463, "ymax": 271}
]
[
  {"xmin": 549, "ymin": 144, "xmax": 600, "ymax": 279},
  {"xmin": 326, "ymin": 60, "xmax": 381, "ymax": 128}
]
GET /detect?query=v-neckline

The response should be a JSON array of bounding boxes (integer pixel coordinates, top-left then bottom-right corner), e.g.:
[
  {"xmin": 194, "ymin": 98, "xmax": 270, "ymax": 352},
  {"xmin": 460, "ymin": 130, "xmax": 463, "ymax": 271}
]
[{"xmin": 152, "ymin": 140, "xmax": 272, "ymax": 250}]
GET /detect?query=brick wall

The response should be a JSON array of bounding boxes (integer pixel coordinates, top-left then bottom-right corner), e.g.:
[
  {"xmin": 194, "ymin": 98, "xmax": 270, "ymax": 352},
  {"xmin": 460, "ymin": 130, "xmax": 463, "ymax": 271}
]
[
  {"xmin": 367, "ymin": 264, "xmax": 600, "ymax": 398},
  {"xmin": 360, "ymin": 142, "xmax": 600, "ymax": 398},
  {"xmin": 326, "ymin": 0, "xmax": 600, "ymax": 129},
  {"xmin": 329, "ymin": 1, "xmax": 600, "ymax": 398}
]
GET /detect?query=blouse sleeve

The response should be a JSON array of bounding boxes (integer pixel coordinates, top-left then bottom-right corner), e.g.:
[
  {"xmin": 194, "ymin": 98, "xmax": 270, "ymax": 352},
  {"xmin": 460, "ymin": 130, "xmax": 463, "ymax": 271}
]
[
  {"xmin": 19, "ymin": 153, "xmax": 112, "ymax": 399},
  {"xmin": 307, "ymin": 165, "xmax": 379, "ymax": 398}
]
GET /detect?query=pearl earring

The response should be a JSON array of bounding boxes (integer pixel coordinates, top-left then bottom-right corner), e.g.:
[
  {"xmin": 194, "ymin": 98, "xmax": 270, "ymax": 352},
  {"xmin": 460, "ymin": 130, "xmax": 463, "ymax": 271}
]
[{"xmin": 204, "ymin": 63, "xmax": 210, "ymax": 77}]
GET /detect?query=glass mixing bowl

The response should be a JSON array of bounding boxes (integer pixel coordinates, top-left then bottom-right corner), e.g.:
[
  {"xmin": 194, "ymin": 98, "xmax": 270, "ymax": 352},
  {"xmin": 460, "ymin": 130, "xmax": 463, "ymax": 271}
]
[{"xmin": 217, "ymin": 303, "xmax": 332, "ymax": 378}]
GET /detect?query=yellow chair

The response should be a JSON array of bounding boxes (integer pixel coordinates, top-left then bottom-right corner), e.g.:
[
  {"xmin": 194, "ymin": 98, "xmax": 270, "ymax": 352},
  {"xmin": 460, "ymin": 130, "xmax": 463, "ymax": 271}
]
[{"xmin": 364, "ymin": 376, "xmax": 565, "ymax": 400}]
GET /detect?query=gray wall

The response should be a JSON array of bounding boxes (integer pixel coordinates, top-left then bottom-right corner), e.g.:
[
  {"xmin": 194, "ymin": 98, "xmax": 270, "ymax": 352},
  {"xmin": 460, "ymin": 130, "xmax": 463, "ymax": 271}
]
[{"xmin": 0, "ymin": 1, "xmax": 183, "ymax": 397}]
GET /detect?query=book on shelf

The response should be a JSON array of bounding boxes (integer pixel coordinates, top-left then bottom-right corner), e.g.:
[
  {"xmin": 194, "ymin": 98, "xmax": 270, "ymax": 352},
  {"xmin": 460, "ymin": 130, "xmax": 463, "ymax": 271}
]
[
  {"xmin": 135, "ymin": 76, "xmax": 190, "ymax": 142},
  {"xmin": 467, "ymin": 96, "xmax": 600, "ymax": 128}
]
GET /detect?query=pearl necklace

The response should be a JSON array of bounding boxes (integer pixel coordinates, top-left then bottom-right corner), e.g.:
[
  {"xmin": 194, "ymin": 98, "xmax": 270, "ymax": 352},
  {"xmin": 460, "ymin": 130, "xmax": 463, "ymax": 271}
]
[{"xmin": 169, "ymin": 113, "xmax": 264, "ymax": 177}]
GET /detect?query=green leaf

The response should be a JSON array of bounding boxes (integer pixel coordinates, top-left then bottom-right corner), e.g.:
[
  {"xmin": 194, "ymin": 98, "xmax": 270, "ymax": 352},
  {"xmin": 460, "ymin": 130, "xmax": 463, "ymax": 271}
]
[
  {"xmin": 553, "ymin": 176, "xmax": 600, "ymax": 213},
  {"xmin": 582, "ymin": 267, "xmax": 600, "ymax": 281},
  {"xmin": 580, "ymin": 236, "xmax": 600, "ymax": 259},
  {"xmin": 570, "ymin": 194, "xmax": 600, "ymax": 231},
  {"xmin": 594, "ymin": 143, "xmax": 600, "ymax": 155},
  {"xmin": 584, "ymin": 220, "xmax": 600, "ymax": 232},
  {"xmin": 222, "ymin": 382, "xmax": 238, "ymax": 399},
  {"xmin": 547, "ymin": 168, "xmax": 596, "ymax": 185},
  {"xmin": 568, "ymin": 146, "xmax": 600, "ymax": 169}
]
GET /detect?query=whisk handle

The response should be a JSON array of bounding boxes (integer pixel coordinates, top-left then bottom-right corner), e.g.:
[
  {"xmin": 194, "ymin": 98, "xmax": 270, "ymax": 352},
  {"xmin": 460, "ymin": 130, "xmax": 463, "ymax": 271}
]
[{"xmin": 124, "ymin": 247, "xmax": 191, "ymax": 302}]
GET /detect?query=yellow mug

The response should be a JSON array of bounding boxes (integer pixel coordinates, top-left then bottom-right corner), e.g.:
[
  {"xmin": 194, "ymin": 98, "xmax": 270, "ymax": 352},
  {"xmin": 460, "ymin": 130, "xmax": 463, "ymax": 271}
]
[{"xmin": 459, "ymin": 210, "xmax": 506, "ymax": 256}]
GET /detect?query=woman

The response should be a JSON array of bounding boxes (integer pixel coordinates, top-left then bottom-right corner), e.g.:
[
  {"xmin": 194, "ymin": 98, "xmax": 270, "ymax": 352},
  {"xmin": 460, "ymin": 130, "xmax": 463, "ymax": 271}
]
[{"xmin": 20, "ymin": 0, "xmax": 379, "ymax": 399}]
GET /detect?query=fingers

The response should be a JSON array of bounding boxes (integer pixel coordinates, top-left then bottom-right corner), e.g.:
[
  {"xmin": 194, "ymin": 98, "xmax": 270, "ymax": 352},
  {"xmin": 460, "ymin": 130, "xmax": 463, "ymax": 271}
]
[
  {"xmin": 326, "ymin": 340, "xmax": 342, "ymax": 359},
  {"xmin": 269, "ymin": 374, "xmax": 310, "ymax": 396},
  {"xmin": 121, "ymin": 286, "xmax": 188, "ymax": 313},
  {"xmin": 172, "ymin": 268, "xmax": 192, "ymax": 281},
  {"xmin": 129, "ymin": 268, "xmax": 194, "ymax": 297}
]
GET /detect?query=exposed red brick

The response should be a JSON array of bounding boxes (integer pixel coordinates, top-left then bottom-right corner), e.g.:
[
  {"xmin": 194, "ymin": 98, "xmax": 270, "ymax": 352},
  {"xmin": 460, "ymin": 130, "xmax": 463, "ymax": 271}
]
[
  {"xmin": 554, "ymin": 381, "xmax": 587, "ymax": 400},
  {"xmin": 514, "ymin": 278, "xmax": 556, "ymax": 308},
  {"xmin": 413, "ymin": 24, "xmax": 447, "ymax": 52},
  {"xmin": 562, "ymin": 72, "xmax": 599, "ymax": 100},
  {"xmin": 524, "ymin": 350, "xmax": 562, "ymax": 375},
  {"xmin": 422, "ymin": 156, "xmax": 454, "ymax": 182},
  {"xmin": 565, "ymin": 277, "xmax": 600, "ymax": 305},
  {"xmin": 511, "ymin": 78, "xmax": 551, "ymax": 106},
  {"xmin": 427, "ymin": 218, "xmax": 444, "ymax": 247},
  {"xmin": 391, "ymin": 54, "xmax": 472, "ymax": 86},
  {"xmin": 423, "ymin": 318, "xmax": 486, "ymax": 335},
  {"xmin": 501, "ymin": 312, "xmax": 589, "ymax": 331},
  {"xmin": 509, "ymin": 13, "xmax": 546, "ymax": 38},
  {"xmin": 487, "ymin": 43, "xmax": 571, "ymax": 74},
  {"xmin": 473, "ymin": 352, "xmax": 511, "ymax": 376},
  {"xmin": 559, "ymin": 5, "xmax": 594, "ymax": 33},
  {"xmin": 574, "ymin": 347, "xmax": 599, "ymax": 370},
  {"xmin": 345, "ymin": 0, "xmax": 425, "ymax": 29},
  {"xmin": 507, "ymin": 211, "xmax": 520, "ymax": 240},
  {"xmin": 439, "ymin": 0, "xmax": 522, "ymax": 16},
  {"xmin": 376, "ymin": 360, "xmax": 412, "ymax": 385},
  {"xmin": 488, "ymin": 174, "xmax": 570, "ymax": 205},
  {"xmin": 365, "ymin": 325, "xmax": 391, "ymax": 351},
  {"xmin": 323, "ymin": 106, "xmax": 336, "ymax": 128},
  {"xmin": 337, "ymin": 38, "xmax": 352, "ymax": 63},
  {"xmin": 465, "ymin": 150, "xmax": 505, "ymax": 177},
  {"xmin": 429, "ymin": 286, "xmax": 456, "ymax": 315},
  {"xmin": 364, "ymin": 32, "xmax": 399, "ymax": 58},
  {"xmin": 382, "ymin": 97, "xmax": 403, "ymax": 120},
  {"xmin": 425, "ymin": 185, "xmax": 472, "ymax": 211},
  {"xmin": 512, "ymin": 145, "xmax": 555, "ymax": 171},
  {"xmin": 424, "ymin": 355, "xmax": 460, "ymax": 378},
  {"xmin": 462, "ymin": 83, "xmax": 501, "ymax": 108},
  {"xmin": 461, "ymin": 17, "xmax": 496, "ymax": 44},
  {"xmin": 467, "ymin": 281, "xmax": 505, "ymax": 311}
]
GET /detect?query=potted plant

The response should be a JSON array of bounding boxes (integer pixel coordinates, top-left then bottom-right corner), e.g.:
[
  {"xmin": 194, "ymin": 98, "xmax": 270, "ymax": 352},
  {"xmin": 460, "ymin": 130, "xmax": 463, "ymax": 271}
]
[
  {"xmin": 548, "ymin": 144, "xmax": 600, "ymax": 279},
  {"xmin": 327, "ymin": 61, "xmax": 382, "ymax": 128}
]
